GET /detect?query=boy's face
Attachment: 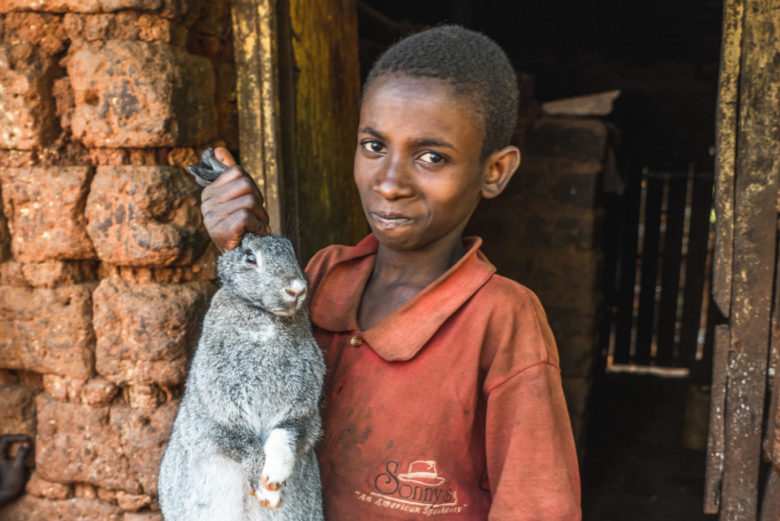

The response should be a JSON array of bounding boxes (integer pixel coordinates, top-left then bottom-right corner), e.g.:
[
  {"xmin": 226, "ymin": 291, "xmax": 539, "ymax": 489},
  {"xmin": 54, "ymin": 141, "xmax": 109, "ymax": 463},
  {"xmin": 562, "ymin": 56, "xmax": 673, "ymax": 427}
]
[{"xmin": 354, "ymin": 75, "xmax": 487, "ymax": 253}]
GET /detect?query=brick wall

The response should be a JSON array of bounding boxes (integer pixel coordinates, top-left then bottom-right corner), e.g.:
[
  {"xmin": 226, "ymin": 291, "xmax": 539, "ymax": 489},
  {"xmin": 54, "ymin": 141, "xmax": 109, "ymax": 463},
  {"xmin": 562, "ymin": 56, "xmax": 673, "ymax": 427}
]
[{"xmin": 0, "ymin": 1, "xmax": 234, "ymax": 519}]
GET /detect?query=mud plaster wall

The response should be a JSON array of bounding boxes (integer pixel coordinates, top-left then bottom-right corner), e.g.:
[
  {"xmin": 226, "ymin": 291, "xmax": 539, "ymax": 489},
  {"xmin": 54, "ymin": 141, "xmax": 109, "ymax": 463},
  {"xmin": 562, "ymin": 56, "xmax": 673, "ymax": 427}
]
[{"xmin": 0, "ymin": 1, "xmax": 236, "ymax": 519}]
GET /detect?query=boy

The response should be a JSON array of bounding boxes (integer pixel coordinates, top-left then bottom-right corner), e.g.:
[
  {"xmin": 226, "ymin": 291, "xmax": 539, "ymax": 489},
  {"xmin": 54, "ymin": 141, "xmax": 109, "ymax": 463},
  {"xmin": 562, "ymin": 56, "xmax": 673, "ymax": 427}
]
[{"xmin": 201, "ymin": 25, "xmax": 581, "ymax": 520}]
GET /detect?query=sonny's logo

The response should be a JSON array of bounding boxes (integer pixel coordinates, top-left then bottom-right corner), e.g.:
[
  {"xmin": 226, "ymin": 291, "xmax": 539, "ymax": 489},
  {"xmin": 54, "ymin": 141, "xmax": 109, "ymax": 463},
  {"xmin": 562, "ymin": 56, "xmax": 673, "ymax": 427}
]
[{"xmin": 373, "ymin": 460, "xmax": 457, "ymax": 507}]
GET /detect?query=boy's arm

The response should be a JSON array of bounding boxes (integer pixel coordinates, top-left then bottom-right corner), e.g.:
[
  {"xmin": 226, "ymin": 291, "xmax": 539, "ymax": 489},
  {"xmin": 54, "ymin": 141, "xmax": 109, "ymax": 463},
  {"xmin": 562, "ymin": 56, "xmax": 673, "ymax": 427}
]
[{"xmin": 484, "ymin": 362, "xmax": 581, "ymax": 521}]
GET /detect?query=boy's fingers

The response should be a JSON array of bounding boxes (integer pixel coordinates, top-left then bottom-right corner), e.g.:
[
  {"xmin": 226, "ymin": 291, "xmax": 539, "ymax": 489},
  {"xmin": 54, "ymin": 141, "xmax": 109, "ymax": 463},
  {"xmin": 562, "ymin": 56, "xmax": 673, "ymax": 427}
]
[{"xmin": 214, "ymin": 147, "xmax": 237, "ymax": 168}]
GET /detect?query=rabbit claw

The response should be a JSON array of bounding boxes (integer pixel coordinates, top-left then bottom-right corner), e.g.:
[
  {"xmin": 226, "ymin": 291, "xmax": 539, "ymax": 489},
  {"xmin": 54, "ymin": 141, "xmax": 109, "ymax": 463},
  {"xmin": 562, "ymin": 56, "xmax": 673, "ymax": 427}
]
[{"xmin": 261, "ymin": 474, "xmax": 285, "ymax": 491}]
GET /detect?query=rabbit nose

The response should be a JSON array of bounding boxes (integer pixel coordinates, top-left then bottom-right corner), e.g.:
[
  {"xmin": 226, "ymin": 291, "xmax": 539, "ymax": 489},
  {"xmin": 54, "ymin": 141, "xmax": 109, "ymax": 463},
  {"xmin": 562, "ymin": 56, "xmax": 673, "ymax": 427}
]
[{"xmin": 285, "ymin": 280, "xmax": 307, "ymax": 299}]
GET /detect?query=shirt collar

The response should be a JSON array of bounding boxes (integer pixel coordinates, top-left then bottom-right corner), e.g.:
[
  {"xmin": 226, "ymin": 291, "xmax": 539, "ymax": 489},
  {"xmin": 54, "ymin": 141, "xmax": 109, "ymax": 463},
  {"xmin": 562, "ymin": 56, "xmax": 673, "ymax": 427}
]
[{"xmin": 309, "ymin": 234, "xmax": 496, "ymax": 361}]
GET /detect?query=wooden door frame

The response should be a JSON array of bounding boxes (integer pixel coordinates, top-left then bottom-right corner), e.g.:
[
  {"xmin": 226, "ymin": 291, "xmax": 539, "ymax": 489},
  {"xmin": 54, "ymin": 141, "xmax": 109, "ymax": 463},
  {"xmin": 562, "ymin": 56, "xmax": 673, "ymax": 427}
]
[{"xmin": 230, "ymin": 0, "xmax": 367, "ymax": 261}]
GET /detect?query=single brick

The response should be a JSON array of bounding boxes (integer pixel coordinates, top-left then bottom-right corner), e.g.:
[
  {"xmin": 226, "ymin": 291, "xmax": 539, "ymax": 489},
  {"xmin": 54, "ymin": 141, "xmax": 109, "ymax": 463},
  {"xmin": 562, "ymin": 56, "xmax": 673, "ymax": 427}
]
[
  {"xmin": 110, "ymin": 401, "xmax": 179, "ymax": 496},
  {"xmin": 0, "ymin": 43, "xmax": 56, "ymax": 149},
  {"xmin": 1, "ymin": 167, "xmax": 96, "ymax": 262},
  {"xmin": 93, "ymin": 279, "xmax": 213, "ymax": 386},
  {"xmin": 68, "ymin": 40, "xmax": 215, "ymax": 147},
  {"xmin": 85, "ymin": 166, "xmax": 208, "ymax": 267},
  {"xmin": 0, "ymin": 495, "xmax": 122, "ymax": 521},
  {"xmin": 35, "ymin": 394, "xmax": 142, "ymax": 493},
  {"xmin": 0, "ymin": 385, "xmax": 38, "ymax": 439},
  {"xmin": 0, "ymin": 285, "xmax": 95, "ymax": 378},
  {"xmin": 116, "ymin": 491, "xmax": 152, "ymax": 512},
  {"xmin": 525, "ymin": 117, "xmax": 609, "ymax": 163}
]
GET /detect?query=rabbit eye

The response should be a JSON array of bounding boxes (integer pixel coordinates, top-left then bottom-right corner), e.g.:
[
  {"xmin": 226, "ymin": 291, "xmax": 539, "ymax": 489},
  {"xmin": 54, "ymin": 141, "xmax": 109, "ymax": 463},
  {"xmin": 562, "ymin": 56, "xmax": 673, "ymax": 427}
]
[{"xmin": 245, "ymin": 253, "xmax": 257, "ymax": 265}]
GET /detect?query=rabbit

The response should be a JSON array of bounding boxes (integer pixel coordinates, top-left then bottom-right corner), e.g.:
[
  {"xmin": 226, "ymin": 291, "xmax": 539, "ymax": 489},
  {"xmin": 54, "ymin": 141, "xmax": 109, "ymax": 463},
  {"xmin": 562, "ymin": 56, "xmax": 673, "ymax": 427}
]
[{"xmin": 158, "ymin": 149, "xmax": 325, "ymax": 521}]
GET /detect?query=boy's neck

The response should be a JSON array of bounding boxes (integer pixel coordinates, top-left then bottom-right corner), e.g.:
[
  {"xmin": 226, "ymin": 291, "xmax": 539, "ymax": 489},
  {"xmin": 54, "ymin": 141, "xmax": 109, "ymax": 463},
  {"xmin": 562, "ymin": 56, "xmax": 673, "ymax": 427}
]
[
  {"xmin": 372, "ymin": 237, "xmax": 466, "ymax": 289},
  {"xmin": 356, "ymin": 232, "xmax": 468, "ymax": 331}
]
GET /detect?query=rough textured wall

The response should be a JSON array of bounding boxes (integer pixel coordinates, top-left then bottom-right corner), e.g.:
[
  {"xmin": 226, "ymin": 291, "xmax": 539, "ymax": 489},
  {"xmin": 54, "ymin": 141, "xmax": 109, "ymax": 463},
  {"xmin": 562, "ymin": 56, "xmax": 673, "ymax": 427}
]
[{"xmin": 0, "ymin": 1, "xmax": 236, "ymax": 519}]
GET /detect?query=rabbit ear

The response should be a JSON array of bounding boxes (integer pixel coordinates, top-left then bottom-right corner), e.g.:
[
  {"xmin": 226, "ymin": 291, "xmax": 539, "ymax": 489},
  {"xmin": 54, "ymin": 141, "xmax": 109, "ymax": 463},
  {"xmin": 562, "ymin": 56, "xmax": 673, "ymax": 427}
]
[{"xmin": 187, "ymin": 148, "xmax": 230, "ymax": 187}]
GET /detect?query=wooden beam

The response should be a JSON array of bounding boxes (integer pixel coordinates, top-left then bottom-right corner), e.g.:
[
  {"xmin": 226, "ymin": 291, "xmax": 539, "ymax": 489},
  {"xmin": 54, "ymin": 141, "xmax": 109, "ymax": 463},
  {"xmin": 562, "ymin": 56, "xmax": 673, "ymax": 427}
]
[
  {"xmin": 705, "ymin": 324, "xmax": 730, "ymax": 514},
  {"xmin": 287, "ymin": 0, "xmax": 367, "ymax": 262},
  {"xmin": 231, "ymin": 0, "xmax": 285, "ymax": 233},
  {"xmin": 711, "ymin": 0, "xmax": 743, "ymax": 317},
  {"xmin": 719, "ymin": 0, "xmax": 780, "ymax": 517},
  {"xmin": 231, "ymin": 0, "xmax": 367, "ymax": 259}
]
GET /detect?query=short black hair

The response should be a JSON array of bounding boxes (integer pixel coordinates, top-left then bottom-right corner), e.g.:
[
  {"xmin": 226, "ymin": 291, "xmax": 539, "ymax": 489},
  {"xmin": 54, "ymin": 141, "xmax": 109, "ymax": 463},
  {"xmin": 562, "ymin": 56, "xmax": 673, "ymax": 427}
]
[{"xmin": 363, "ymin": 25, "xmax": 519, "ymax": 160}]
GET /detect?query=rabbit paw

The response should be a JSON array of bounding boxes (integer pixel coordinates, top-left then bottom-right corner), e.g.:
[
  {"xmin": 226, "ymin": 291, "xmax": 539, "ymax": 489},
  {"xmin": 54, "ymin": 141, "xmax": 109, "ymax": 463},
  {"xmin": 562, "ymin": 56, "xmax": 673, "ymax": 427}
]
[
  {"xmin": 249, "ymin": 487, "xmax": 282, "ymax": 510},
  {"xmin": 261, "ymin": 428, "xmax": 295, "ymax": 490}
]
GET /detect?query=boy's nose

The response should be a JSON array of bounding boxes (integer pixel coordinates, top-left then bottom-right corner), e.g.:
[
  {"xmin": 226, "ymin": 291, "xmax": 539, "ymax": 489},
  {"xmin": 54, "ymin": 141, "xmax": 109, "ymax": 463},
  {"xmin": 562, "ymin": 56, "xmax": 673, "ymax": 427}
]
[{"xmin": 374, "ymin": 160, "xmax": 413, "ymax": 200}]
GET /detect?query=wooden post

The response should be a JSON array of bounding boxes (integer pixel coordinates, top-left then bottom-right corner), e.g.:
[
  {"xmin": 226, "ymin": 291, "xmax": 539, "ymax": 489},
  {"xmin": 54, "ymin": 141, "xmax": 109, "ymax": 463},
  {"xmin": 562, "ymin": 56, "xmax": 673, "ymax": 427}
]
[
  {"xmin": 231, "ymin": 0, "xmax": 367, "ymax": 262},
  {"xmin": 706, "ymin": 0, "xmax": 780, "ymax": 519},
  {"xmin": 231, "ymin": 0, "xmax": 286, "ymax": 232}
]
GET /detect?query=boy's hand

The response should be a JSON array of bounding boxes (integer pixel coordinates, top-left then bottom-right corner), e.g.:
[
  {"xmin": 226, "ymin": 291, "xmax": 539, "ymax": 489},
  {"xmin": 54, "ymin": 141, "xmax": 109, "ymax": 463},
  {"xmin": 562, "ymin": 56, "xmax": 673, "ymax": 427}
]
[
  {"xmin": 0, "ymin": 434, "xmax": 30, "ymax": 506},
  {"xmin": 200, "ymin": 147, "xmax": 270, "ymax": 253}
]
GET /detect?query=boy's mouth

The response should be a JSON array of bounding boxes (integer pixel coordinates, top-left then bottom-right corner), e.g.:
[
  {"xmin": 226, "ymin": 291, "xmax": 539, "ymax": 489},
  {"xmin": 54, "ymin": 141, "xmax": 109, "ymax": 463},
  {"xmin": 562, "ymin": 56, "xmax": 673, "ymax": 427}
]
[{"xmin": 369, "ymin": 212, "xmax": 414, "ymax": 229}]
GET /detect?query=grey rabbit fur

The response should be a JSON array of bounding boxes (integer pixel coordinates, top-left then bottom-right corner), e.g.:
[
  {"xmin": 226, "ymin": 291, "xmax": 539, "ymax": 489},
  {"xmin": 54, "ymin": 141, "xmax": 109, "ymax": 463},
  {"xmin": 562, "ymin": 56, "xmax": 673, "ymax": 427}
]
[{"xmin": 158, "ymin": 149, "xmax": 325, "ymax": 521}]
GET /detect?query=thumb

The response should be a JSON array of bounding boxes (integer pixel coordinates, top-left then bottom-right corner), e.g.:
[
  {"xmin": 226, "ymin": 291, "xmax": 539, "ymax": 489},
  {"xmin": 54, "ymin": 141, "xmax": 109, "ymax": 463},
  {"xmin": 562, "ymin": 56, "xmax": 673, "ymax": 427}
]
[{"xmin": 214, "ymin": 147, "xmax": 237, "ymax": 168}]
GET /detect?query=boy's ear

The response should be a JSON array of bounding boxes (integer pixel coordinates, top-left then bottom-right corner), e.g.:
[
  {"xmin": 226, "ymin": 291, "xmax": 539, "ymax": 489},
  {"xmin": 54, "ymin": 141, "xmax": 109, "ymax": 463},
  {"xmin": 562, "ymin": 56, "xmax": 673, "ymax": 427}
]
[{"xmin": 481, "ymin": 145, "xmax": 521, "ymax": 199}]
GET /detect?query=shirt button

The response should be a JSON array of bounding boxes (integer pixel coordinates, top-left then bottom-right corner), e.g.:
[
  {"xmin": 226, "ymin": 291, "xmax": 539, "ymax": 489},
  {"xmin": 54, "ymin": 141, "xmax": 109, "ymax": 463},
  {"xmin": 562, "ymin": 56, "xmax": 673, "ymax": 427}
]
[{"xmin": 349, "ymin": 335, "xmax": 363, "ymax": 348}]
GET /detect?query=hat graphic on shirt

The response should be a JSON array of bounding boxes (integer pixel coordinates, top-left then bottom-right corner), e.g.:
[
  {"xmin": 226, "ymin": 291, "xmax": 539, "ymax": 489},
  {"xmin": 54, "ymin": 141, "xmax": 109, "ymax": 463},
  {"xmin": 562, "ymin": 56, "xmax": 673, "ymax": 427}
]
[{"xmin": 397, "ymin": 460, "xmax": 446, "ymax": 487}]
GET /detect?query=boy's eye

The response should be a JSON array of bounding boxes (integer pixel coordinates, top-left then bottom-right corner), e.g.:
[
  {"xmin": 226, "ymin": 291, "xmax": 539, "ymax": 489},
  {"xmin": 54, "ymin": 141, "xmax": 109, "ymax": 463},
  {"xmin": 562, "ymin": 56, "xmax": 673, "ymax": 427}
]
[
  {"xmin": 360, "ymin": 140, "xmax": 384, "ymax": 154},
  {"xmin": 419, "ymin": 151, "xmax": 447, "ymax": 164},
  {"xmin": 246, "ymin": 252, "xmax": 257, "ymax": 265}
]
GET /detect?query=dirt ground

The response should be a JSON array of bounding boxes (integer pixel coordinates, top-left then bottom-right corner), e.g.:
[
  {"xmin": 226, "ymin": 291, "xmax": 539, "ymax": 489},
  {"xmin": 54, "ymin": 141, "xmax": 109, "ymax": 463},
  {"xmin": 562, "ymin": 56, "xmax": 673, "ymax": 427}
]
[{"xmin": 581, "ymin": 373, "xmax": 718, "ymax": 521}]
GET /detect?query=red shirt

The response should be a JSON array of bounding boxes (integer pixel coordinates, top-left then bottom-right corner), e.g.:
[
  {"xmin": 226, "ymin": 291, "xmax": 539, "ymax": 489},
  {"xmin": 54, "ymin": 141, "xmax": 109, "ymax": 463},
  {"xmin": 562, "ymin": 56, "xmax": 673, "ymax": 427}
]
[{"xmin": 306, "ymin": 235, "xmax": 581, "ymax": 521}]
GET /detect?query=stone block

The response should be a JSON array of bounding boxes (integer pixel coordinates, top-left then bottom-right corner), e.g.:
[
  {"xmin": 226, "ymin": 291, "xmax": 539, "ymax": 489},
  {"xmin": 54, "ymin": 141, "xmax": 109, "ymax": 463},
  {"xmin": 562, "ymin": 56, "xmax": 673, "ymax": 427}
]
[
  {"xmin": 19, "ymin": 261, "xmax": 98, "ymax": 288},
  {"xmin": 82, "ymin": 376, "xmax": 119, "ymax": 405},
  {"xmin": 116, "ymin": 491, "xmax": 152, "ymax": 512},
  {"xmin": 67, "ymin": 40, "xmax": 215, "ymax": 147},
  {"xmin": 0, "ymin": 43, "xmax": 56, "ymax": 149},
  {"xmin": 0, "ymin": 285, "xmax": 95, "ymax": 378},
  {"xmin": 1, "ymin": 167, "xmax": 96, "ymax": 262},
  {"xmin": 93, "ymin": 279, "xmax": 212, "ymax": 386},
  {"xmin": 525, "ymin": 117, "xmax": 609, "ymax": 163},
  {"xmin": 42, "ymin": 374, "xmax": 87, "ymax": 403},
  {"xmin": 26, "ymin": 472, "xmax": 72, "ymax": 499},
  {"xmin": 3, "ymin": 12, "xmax": 67, "ymax": 55},
  {"xmin": 110, "ymin": 401, "xmax": 179, "ymax": 496},
  {"xmin": 35, "ymin": 394, "xmax": 142, "ymax": 493},
  {"xmin": 0, "ymin": 385, "xmax": 38, "ymax": 439},
  {"xmin": 85, "ymin": 166, "xmax": 207, "ymax": 267},
  {"xmin": 0, "ymin": 0, "xmax": 162, "ymax": 12},
  {"xmin": 62, "ymin": 13, "xmax": 187, "ymax": 45},
  {"xmin": 0, "ymin": 495, "xmax": 122, "ymax": 521}
]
